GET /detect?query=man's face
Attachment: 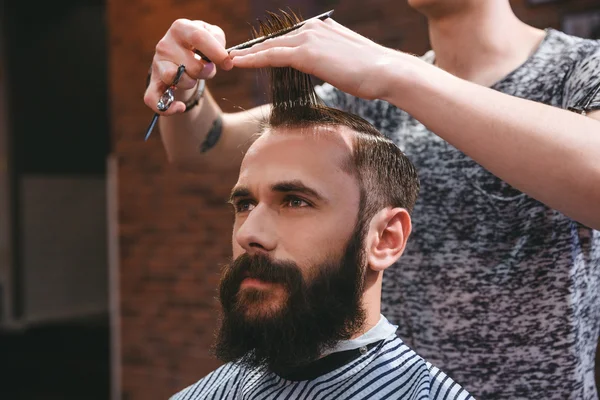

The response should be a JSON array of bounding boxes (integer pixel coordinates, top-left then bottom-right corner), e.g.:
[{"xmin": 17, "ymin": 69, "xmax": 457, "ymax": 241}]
[
  {"xmin": 229, "ymin": 126, "xmax": 361, "ymax": 318},
  {"xmin": 215, "ymin": 126, "xmax": 367, "ymax": 372}
]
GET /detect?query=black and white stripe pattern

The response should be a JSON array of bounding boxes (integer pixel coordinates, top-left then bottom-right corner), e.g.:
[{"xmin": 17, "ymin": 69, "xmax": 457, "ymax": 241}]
[{"xmin": 170, "ymin": 336, "xmax": 473, "ymax": 400}]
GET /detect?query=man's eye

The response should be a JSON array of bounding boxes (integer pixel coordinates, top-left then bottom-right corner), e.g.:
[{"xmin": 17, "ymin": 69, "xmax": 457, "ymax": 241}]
[
  {"xmin": 285, "ymin": 196, "xmax": 310, "ymax": 208},
  {"xmin": 235, "ymin": 200, "xmax": 255, "ymax": 213}
]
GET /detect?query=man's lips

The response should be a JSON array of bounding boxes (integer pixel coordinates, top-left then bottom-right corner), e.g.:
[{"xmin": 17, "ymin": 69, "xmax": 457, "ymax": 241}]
[{"xmin": 240, "ymin": 277, "xmax": 274, "ymax": 289}]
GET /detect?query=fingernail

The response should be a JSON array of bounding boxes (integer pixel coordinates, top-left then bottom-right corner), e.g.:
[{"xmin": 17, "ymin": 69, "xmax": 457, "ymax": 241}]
[
  {"xmin": 203, "ymin": 62, "xmax": 215, "ymax": 76},
  {"xmin": 223, "ymin": 58, "xmax": 233, "ymax": 70}
]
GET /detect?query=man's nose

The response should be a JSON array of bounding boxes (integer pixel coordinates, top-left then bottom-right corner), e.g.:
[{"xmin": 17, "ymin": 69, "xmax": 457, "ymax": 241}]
[{"xmin": 234, "ymin": 204, "xmax": 277, "ymax": 255}]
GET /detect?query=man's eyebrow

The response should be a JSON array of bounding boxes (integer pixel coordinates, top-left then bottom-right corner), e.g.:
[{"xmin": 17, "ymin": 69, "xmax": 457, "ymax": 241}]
[
  {"xmin": 228, "ymin": 181, "xmax": 328, "ymax": 203},
  {"xmin": 271, "ymin": 180, "xmax": 327, "ymax": 202},
  {"xmin": 228, "ymin": 186, "xmax": 251, "ymax": 204}
]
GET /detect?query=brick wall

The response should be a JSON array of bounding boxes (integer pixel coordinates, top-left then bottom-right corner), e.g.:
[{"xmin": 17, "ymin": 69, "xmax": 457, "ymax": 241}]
[{"xmin": 106, "ymin": 0, "xmax": 599, "ymax": 398}]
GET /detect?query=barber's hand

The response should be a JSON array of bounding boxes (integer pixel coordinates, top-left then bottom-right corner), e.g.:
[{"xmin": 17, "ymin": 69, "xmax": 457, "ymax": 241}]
[
  {"xmin": 229, "ymin": 18, "xmax": 403, "ymax": 101},
  {"xmin": 144, "ymin": 19, "xmax": 233, "ymax": 115}
]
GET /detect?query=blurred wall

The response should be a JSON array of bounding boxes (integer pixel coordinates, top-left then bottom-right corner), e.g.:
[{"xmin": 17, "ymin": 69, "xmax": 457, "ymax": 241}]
[
  {"xmin": 1, "ymin": 0, "xmax": 109, "ymax": 328},
  {"xmin": 20, "ymin": 176, "xmax": 108, "ymax": 323},
  {"xmin": 0, "ymin": 3, "xmax": 12, "ymax": 324},
  {"xmin": 106, "ymin": 0, "xmax": 600, "ymax": 399}
]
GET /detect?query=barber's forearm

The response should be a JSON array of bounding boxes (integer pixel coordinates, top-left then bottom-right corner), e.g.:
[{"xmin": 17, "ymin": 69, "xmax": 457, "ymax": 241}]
[
  {"xmin": 159, "ymin": 88, "xmax": 221, "ymax": 167},
  {"xmin": 159, "ymin": 89, "xmax": 264, "ymax": 171},
  {"xmin": 382, "ymin": 55, "xmax": 600, "ymax": 229}
]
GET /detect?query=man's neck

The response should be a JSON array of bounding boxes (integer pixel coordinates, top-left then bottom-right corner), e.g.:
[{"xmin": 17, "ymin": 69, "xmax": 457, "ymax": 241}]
[
  {"xmin": 426, "ymin": 2, "xmax": 546, "ymax": 87},
  {"xmin": 352, "ymin": 271, "xmax": 384, "ymax": 339}
]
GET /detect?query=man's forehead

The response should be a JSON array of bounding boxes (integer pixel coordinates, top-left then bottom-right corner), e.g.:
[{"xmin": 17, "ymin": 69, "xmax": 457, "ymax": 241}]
[
  {"xmin": 236, "ymin": 125, "xmax": 358, "ymax": 193},
  {"xmin": 250, "ymin": 125, "xmax": 355, "ymax": 154}
]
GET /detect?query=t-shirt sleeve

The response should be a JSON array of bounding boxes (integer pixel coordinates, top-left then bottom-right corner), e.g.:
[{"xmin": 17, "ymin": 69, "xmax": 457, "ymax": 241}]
[{"xmin": 563, "ymin": 48, "xmax": 600, "ymax": 114}]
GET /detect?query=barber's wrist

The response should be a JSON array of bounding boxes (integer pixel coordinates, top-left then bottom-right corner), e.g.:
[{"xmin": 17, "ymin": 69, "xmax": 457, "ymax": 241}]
[
  {"xmin": 378, "ymin": 51, "xmax": 431, "ymax": 105},
  {"xmin": 183, "ymin": 79, "xmax": 206, "ymax": 112}
]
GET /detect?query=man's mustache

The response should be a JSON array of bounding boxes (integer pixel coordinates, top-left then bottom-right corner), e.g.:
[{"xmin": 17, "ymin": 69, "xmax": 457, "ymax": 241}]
[{"xmin": 223, "ymin": 253, "xmax": 304, "ymax": 286}]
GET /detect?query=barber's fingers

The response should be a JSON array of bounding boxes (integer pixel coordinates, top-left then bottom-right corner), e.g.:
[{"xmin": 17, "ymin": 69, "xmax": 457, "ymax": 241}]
[
  {"xmin": 145, "ymin": 18, "xmax": 232, "ymax": 114},
  {"xmin": 152, "ymin": 57, "xmax": 196, "ymax": 88},
  {"xmin": 153, "ymin": 19, "xmax": 230, "ymax": 84},
  {"xmin": 230, "ymin": 27, "xmax": 314, "ymax": 58},
  {"xmin": 143, "ymin": 71, "xmax": 187, "ymax": 115},
  {"xmin": 170, "ymin": 19, "xmax": 231, "ymax": 70},
  {"xmin": 229, "ymin": 17, "xmax": 344, "ymax": 61},
  {"xmin": 231, "ymin": 47, "xmax": 304, "ymax": 70},
  {"xmin": 203, "ymin": 23, "xmax": 227, "ymax": 48}
]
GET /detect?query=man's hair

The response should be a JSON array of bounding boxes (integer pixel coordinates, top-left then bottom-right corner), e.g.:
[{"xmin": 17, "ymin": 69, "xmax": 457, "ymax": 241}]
[{"xmin": 256, "ymin": 11, "xmax": 420, "ymax": 219}]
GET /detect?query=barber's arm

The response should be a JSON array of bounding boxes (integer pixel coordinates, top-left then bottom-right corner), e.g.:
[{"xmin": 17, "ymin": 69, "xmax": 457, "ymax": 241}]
[
  {"xmin": 230, "ymin": 18, "xmax": 600, "ymax": 230},
  {"xmin": 385, "ymin": 61, "xmax": 600, "ymax": 230},
  {"xmin": 144, "ymin": 18, "xmax": 270, "ymax": 172}
]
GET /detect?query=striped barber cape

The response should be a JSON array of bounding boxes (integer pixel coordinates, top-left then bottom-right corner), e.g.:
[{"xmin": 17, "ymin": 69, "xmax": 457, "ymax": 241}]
[{"xmin": 170, "ymin": 333, "xmax": 474, "ymax": 400}]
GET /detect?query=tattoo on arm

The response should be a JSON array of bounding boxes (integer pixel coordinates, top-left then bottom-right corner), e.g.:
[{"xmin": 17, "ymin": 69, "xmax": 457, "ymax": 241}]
[{"xmin": 199, "ymin": 115, "xmax": 223, "ymax": 153}]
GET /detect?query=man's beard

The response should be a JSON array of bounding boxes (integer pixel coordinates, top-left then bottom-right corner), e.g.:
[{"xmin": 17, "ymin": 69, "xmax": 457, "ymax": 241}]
[{"xmin": 214, "ymin": 227, "xmax": 367, "ymax": 375}]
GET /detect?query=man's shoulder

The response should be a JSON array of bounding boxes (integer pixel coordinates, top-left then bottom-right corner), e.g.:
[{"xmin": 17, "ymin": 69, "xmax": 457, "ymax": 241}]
[
  {"xmin": 525, "ymin": 28, "xmax": 600, "ymax": 75},
  {"xmin": 545, "ymin": 28, "xmax": 600, "ymax": 54},
  {"xmin": 169, "ymin": 363, "xmax": 246, "ymax": 400},
  {"xmin": 425, "ymin": 360, "xmax": 475, "ymax": 400},
  {"xmin": 372, "ymin": 336, "xmax": 474, "ymax": 399},
  {"xmin": 542, "ymin": 29, "xmax": 600, "ymax": 112},
  {"xmin": 532, "ymin": 28, "xmax": 600, "ymax": 72}
]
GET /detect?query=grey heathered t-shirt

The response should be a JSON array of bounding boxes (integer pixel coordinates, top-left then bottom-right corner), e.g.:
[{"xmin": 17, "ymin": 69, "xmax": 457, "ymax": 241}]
[{"xmin": 316, "ymin": 28, "xmax": 600, "ymax": 400}]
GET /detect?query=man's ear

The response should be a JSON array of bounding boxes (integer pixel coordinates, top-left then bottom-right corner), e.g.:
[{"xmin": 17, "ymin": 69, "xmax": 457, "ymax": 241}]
[{"xmin": 365, "ymin": 207, "xmax": 411, "ymax": 272}]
